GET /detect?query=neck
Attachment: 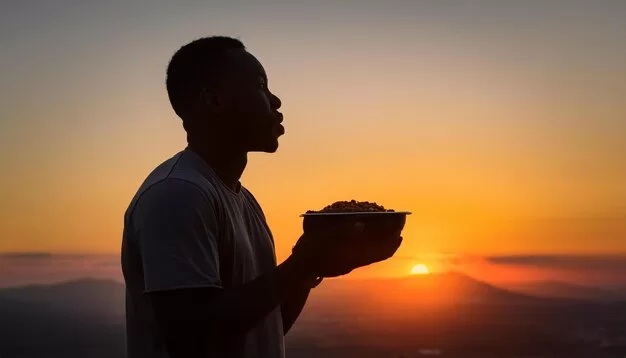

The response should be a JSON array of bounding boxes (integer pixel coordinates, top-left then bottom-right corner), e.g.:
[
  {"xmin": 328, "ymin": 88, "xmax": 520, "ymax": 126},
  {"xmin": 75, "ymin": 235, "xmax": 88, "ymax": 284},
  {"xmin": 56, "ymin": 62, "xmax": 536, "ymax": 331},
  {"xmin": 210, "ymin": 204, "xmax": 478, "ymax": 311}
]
[{"xmin": 188, "ymin": 139, "xmax": 247, "ymax": 192}]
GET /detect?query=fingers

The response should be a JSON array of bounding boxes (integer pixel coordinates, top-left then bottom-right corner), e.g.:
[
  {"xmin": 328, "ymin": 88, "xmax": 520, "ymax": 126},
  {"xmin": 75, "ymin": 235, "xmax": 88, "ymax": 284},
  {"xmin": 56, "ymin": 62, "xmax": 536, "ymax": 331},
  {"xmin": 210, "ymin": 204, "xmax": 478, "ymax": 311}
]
[
  {"xmin": 383, "ymin": 235, "xmax": 403, "ymax": 258},
  {"xmin": 318, "ymin": 264, "xmax": 354, "ymax": 278},
  {"xmin": 316, "ymin": 236, "xmax": 402, "ymax": 278},
  {"xmin": 380, "ymin": 235, "xmax": 403, "ymax": 260},
  {"xmin": 355, "ymin": 235, "xmax": 403, "ymax": 266},
  {"xmin": 294, "ymin": 224, "xmax": 403, "ymax": 278},
  {"xmin": 312, "ymin": 277, "xmax": 324, "ymax": 287}
]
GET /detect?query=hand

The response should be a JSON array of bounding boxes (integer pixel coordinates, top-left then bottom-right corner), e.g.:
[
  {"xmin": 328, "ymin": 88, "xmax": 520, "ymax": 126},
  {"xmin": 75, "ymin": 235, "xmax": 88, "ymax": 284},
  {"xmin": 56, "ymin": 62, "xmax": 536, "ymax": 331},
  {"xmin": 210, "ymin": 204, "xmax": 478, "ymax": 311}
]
[{"xmin": 290, "ymin": 222, "xmax": 403, "ymax": 278}]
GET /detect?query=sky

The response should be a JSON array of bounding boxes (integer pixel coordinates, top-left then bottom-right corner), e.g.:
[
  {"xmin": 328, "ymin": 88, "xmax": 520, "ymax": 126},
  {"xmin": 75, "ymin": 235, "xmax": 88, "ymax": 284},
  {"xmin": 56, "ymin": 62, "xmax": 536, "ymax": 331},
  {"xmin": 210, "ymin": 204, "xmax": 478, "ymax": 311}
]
[{"xmin": 1, "ymin": 0, "xmax": 625, "ymax": 285}]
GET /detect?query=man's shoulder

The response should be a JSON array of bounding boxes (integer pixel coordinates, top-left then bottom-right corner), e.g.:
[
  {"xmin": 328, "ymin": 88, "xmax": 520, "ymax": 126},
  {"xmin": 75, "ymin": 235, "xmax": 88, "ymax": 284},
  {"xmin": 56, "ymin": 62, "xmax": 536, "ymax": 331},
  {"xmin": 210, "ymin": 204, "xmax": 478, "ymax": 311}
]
[
  {"xmin": 142, "ymin": 150, "xmax": 224, "ymax": 190},
  {"xmin": 125, "ymin": 150, "xmax": 222, "ymax": 218}
]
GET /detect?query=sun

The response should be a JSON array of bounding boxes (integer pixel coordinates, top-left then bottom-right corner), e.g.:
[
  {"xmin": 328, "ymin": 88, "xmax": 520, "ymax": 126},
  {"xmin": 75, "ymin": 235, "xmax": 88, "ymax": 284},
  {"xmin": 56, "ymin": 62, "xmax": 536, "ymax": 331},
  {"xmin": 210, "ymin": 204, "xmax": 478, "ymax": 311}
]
[{"xmin": 410, "ymin": 263, "xmax": 430, "ymax": 275}]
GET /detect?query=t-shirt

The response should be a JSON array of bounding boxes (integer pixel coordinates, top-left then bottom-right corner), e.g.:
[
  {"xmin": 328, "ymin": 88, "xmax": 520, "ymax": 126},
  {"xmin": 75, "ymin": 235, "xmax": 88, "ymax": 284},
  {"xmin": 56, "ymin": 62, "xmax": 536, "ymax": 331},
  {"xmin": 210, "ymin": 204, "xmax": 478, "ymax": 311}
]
[{"xmin": 121, "ymin": 148, "xmax": 284, "ymax": 358}]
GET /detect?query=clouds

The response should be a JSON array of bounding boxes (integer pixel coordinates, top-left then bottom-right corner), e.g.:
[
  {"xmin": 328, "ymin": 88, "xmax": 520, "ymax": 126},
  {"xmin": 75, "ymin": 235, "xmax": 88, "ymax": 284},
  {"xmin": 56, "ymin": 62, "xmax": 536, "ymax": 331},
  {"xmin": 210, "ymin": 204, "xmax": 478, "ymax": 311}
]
[
  {"xmin": 0, "ymin": 252, "xmax": 53, "ymax": 259},
  {"xmin": 393, "ymin": 251, "xmax": 626, "ymax": 287},
  {"xmin": 475, "ymin": 254, "xmax": 626, "ymax": 286},
  {"xmin": 485, "ymin": 254, "xmax": 626, "ymax": 271},
  {"xmin": 0, "ymin": 252, "xmax": 121, "ymax": 288}
]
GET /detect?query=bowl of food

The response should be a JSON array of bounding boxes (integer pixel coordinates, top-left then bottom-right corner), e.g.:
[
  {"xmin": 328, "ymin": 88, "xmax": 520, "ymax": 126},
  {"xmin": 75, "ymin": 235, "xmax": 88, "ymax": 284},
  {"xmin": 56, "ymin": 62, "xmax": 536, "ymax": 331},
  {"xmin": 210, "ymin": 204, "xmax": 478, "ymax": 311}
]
[{"xmin": 301, "ymin": 200, "xmax": 411, "ymax": 238}]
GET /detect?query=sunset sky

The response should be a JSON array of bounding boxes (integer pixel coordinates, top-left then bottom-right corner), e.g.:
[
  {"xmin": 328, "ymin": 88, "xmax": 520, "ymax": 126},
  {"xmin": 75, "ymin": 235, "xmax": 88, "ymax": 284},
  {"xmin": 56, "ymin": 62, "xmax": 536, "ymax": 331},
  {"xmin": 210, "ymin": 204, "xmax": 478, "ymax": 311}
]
[{"xmin": 1, "ymin": 0, "xmax": 625, "ymax": 285}]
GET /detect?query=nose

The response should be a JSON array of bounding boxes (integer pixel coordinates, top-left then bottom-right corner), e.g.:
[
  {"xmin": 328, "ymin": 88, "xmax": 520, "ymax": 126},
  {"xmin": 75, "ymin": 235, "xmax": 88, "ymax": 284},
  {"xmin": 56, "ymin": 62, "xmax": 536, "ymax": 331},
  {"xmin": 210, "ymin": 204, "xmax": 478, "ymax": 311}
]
[{"xmin": 270, "ymin": 92, "xmax": 282, "ymax": 110}]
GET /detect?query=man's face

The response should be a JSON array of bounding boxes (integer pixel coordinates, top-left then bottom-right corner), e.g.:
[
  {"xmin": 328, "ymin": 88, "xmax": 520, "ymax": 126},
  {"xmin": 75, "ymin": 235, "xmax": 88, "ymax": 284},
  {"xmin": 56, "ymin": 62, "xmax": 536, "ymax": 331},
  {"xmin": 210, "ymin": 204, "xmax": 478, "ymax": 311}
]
[{"xmin": 212, "ymin": 49, "xmax": 284, "ymax": 153}]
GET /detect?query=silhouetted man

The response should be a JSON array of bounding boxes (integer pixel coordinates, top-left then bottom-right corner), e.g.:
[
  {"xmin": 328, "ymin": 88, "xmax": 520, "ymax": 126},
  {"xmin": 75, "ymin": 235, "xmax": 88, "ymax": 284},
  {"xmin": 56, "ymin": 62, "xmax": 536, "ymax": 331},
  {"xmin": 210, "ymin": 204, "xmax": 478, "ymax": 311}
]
[{"xmin": 121, "ymin": 36, "xmax": 402, "ymax": 358}]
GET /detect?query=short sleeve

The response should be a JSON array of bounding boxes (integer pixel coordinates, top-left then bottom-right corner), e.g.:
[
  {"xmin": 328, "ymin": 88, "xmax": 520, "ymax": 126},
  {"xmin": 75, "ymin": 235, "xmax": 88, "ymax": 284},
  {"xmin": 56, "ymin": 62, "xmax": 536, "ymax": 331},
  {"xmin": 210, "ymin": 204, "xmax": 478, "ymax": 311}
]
[{"xmin": 132, "ymin": 178, "xmax": 222, "ymax": 293}]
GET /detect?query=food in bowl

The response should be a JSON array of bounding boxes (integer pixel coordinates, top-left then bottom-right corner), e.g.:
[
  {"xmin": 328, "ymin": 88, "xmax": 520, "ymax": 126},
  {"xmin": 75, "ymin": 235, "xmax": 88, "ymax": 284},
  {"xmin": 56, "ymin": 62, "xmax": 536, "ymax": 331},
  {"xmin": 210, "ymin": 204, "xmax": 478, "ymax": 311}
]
[
  {"xmin": 306, "ymin": 200, "xmax": 395, "ymax": 214},
  {"xmin": 302, "ymin": 200, "xmax": 410, "ymax": 236}
]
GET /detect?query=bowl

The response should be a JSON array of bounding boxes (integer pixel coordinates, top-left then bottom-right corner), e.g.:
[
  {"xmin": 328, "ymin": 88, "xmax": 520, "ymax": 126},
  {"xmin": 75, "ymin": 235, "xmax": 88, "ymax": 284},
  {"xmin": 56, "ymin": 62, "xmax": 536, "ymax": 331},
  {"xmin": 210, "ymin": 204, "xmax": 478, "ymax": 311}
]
[{"xmin": 300, "ymin": 211, "xmax": 411, "ymax": 238}]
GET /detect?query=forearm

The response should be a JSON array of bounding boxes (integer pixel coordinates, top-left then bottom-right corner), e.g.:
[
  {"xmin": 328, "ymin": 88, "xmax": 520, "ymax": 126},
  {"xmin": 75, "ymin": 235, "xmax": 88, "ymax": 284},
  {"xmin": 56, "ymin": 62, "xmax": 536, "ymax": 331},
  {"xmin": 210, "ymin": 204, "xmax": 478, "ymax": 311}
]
[
  {"xmin": 151, "ymin": 255, "xmax": 314, "ymax": 353},
  {"xmin": 206, "ymin": 255, "xmax": 311, "ymax": 334},
  {"xmin": 281, "ymin": 286, "xmax": 312, "ymax": 335}
]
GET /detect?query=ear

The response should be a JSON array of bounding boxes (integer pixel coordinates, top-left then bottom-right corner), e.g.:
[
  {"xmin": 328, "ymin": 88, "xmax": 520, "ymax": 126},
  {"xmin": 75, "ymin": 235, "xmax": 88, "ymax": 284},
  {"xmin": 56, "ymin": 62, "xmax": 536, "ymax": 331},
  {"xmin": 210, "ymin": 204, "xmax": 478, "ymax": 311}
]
[{"xmin": 200, "ymin": 88, "xmax": 221, "ymax": 112}]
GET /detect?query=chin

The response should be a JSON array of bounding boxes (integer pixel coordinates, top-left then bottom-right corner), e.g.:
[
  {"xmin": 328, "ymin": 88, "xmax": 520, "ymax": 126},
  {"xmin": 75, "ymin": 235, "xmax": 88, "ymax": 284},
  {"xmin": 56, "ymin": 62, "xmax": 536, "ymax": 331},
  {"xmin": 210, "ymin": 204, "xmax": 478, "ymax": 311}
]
[
  {"xmin": 250, "ymin": 139, "xmax": 279, "ymax": 153},
  {"xmin": 263, "ymin": 143, "xmax": 279, "ymax": 153}
]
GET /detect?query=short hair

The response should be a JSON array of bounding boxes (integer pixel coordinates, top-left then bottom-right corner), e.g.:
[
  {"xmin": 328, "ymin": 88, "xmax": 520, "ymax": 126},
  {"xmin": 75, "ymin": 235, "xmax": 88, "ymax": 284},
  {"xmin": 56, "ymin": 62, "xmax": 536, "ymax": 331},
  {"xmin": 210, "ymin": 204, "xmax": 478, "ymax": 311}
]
[{"xmin": 166, "ymin": 36, "xmax": 245, "ymax": 120}]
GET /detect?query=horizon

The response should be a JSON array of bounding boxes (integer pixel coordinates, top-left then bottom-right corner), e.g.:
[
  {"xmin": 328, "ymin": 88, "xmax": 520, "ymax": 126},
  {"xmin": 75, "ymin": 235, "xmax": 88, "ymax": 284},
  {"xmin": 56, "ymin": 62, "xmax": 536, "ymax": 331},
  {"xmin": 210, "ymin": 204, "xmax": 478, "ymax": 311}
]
[
  {"xmin": 3, "ymin": 267, "xmax": 626, "ymax": 293},
  {"xmin": 2, "ymin": 1, "xmax": 626, "ymax": 288},
  {"xmin": 2, "ymin": 251, "xmax": 626, "ymax": 289}
]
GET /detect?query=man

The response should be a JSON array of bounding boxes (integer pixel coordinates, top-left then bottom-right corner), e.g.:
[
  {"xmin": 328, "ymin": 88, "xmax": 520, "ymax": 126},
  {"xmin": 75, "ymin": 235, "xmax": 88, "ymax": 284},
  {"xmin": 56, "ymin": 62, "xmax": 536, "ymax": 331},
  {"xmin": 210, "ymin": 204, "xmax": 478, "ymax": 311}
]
[{"xmin": 121, "ymin": 36, "xmax": 402, "ymax": 358}]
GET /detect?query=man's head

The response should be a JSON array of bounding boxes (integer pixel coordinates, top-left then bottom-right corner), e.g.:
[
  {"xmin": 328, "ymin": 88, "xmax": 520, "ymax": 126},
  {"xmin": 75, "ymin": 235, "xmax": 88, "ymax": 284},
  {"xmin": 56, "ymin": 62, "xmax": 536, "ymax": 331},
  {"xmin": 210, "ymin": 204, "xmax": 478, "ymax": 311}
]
[{"xmin": 166, "ymin": 36, "xmax": 284, "ymax": 153}]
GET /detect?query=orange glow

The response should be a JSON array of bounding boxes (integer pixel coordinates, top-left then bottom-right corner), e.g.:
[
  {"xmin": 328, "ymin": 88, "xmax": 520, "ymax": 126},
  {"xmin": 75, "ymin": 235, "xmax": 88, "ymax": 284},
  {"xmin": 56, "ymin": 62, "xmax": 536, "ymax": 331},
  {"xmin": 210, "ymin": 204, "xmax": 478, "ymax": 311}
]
[
  {"xmin": 410, "ymin": 264, "xmax": 430, "ymax": 275},
  {"xmin": 1, "ymin": 3, "xmax": 625, "ymax": 289}
]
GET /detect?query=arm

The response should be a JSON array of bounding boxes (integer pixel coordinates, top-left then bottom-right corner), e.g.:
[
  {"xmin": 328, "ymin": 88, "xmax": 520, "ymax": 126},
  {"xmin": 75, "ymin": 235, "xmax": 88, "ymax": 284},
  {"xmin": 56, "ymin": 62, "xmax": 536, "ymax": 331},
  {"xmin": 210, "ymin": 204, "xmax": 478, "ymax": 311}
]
[
  {"xmin": 281, "ymin": 277, "xmax": 323, "ymax": 335},
  {"xmin": 150, "ymin": 256, "xmax": 312, "ymax": 356},
  {"xmin": 133, "ymin": 180, "xmax": 316, "ymax": 357},
  {"xmin": 281, "ymin": 283, "xmax": 311, "ymax": 335}
]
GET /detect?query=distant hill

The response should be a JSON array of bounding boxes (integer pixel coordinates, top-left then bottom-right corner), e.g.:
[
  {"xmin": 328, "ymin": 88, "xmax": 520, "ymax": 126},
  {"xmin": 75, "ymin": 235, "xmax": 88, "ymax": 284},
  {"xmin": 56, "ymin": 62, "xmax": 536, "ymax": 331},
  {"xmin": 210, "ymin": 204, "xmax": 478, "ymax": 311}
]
[
  {"xmin": 505, "ymin": 280, "xmax": 626, "ymax": 302},
  {"xmin": 1, "ymin": 276, "xmax": 625, "ymax": 357},
  {"xmin": 293, "ymin": 273, "xmax": 626, "ymax": 353},
  {"xmin": 309, "ymin": 271, "xmax": 562, "ymax": 312},
  {"xmin": 0, "ymin": 278, "xmax": 125, "ymax": 323},
  {"xmin": 0, "ymin": 278, "xmax": 126, "ymax": 358}
]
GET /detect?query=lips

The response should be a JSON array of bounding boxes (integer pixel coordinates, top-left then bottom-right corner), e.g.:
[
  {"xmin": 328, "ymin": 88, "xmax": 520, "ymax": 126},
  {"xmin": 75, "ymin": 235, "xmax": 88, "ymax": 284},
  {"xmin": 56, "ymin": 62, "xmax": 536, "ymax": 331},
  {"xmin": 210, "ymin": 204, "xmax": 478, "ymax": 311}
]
[
  {"xmin": 274, "ymin": 123, "xmax": 285, "ymax": 135},
  {"xmin": 273, "ymin": 112, "xmax": 284, "ymax": 135}
]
